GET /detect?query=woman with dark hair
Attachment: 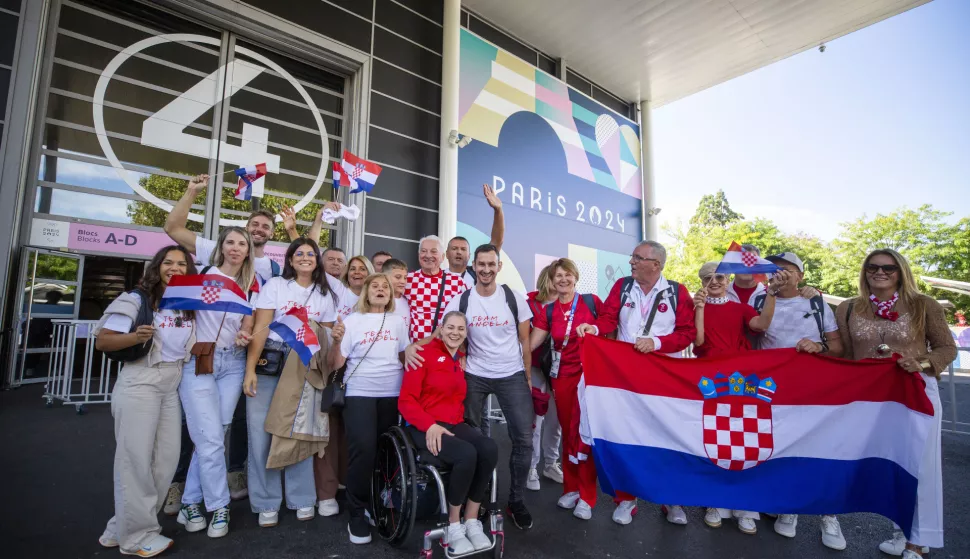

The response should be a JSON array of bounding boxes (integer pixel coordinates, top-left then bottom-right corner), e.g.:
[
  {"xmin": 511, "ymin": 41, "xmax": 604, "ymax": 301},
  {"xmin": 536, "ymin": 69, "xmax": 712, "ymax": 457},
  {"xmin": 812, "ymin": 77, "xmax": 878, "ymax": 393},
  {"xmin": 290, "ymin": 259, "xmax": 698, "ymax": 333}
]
[
  {"xmin": 243, "ymin": 237, "xmax": 338, "ymax": 527},
  {"xmin": 177, "ymin": 226, "xmax": 256, "ymax": 539},
  {"xmin": 96, "ymin": 245, "xmax": 197, "ymax": 557},
  {"xmin": 836, "ymin": 249, "xmax": 955, "ymax": 559}
]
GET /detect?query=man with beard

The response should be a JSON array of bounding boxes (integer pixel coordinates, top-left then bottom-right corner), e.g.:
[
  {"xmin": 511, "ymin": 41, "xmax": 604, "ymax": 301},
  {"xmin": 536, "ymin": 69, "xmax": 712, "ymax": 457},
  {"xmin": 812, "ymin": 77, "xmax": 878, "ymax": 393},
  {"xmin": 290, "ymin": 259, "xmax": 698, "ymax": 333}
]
[{"xmin": 446, "ymin": 184, "xmax": 505, "ymax": 289}]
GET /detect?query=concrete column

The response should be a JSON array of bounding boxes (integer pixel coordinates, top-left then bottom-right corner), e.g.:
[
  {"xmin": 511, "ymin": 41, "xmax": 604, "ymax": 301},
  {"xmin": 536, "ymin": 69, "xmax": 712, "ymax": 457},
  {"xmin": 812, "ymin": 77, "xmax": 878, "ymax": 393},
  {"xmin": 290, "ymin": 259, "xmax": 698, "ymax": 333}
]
[
  {"xmin": 437, "ymin": 0, "xmax": 460, "ymax": 241},
  {"xmin": 638, "ymin": 100, "xmax": 658, "ymax": 241}
]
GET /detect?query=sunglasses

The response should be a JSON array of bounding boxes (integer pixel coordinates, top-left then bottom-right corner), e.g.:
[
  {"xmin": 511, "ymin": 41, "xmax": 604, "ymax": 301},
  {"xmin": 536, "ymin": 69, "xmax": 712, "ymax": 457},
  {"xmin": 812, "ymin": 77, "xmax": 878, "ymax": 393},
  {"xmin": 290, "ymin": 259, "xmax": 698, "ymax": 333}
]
[
  {"xmin": 865, "ymin": 264, "xmax": 899, "ymax": 274},
  {"xmin": 703, "ymin": 274, "xmax": 728, "ymax": 283}
]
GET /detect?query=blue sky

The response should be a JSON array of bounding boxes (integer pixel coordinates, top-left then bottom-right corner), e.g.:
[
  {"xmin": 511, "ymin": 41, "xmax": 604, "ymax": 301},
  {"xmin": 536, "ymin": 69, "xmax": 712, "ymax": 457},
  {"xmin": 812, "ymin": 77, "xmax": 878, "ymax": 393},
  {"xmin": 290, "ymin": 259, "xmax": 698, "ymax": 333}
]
[{"xmin": 652, "ymin": 0, "xmax": 970, "ymax": 243}]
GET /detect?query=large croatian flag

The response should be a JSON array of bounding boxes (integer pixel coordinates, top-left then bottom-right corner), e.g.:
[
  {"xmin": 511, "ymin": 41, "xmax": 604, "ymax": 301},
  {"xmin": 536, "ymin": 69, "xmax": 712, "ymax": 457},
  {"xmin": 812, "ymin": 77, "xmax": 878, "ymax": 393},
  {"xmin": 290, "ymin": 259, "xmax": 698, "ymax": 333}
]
[
  {"xmin": 580, "ymin": 336, "xmax": 934, "ymax": 536},
  {"xmin": 234, "ymin": 163, "xmax": 268, "ymax": 201},
  {"xmin": 339, "ymin": 150, "xmax": 382, "ymax": 194},
  {"xmin": 715, "ymin": 241, "xmax": 780, "ymax": 275},
  {"xmin": 159, "ymin": 274, "xmax": 253, "ymax": 315},
  {"xmin": 269, "ymin": 307, "xmax": 321, "ymax": 365}
]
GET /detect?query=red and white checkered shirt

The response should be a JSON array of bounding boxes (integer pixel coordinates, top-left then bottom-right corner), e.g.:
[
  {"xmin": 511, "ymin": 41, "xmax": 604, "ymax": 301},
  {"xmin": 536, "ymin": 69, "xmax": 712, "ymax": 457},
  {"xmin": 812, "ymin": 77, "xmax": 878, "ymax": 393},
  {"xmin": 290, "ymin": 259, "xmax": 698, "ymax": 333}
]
[{"xmin": 405, "ymin": 269, "xmax": 466, "ymax": 341}]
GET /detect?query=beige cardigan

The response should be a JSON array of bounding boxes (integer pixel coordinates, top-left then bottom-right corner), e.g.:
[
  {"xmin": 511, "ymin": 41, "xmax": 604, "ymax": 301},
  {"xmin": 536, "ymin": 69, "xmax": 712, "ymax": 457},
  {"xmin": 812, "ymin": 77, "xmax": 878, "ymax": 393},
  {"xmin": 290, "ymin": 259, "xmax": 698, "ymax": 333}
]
[{"xmin": 264, "ymin": 322, "xmax": 334, "ymax": 470}]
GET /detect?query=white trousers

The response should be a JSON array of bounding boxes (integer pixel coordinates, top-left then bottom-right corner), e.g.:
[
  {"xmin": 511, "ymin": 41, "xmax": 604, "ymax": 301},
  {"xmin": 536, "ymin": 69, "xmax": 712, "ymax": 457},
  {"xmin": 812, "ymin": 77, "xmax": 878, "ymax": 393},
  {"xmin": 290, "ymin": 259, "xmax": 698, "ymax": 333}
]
[
  {"xmin": 103, "ymin": 361, "xmax": 182, "ymax": 552},
  {"xmin": 530, "ymin": 369, "xmax": 562, "ymax": 469}
]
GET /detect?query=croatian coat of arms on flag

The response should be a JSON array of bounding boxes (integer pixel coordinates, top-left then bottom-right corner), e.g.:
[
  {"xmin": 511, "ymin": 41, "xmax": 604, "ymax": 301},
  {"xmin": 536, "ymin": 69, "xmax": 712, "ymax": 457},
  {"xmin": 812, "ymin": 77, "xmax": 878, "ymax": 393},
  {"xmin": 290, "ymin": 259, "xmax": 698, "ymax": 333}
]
[{"xmin": 699, "ymin": 372, "xmax": 776, "ymax": 471}]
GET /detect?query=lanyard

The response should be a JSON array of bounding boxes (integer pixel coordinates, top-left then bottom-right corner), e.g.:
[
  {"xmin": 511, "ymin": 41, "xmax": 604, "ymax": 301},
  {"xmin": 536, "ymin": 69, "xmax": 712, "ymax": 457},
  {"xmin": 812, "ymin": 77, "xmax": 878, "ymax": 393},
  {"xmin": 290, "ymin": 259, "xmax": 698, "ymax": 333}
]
[
  {"xmin": 558, "ymin": 295, "xmax": 580, "ymax": 351},
  {"xmin": 637, "ymin": 287, "xmax": 652, "ymax": 322}
]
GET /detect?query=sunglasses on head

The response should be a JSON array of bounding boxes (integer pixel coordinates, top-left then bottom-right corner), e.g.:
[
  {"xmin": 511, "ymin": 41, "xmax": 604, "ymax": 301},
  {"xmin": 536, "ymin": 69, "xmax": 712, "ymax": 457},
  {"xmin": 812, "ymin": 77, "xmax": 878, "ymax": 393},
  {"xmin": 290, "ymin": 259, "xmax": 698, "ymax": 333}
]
[{"xmin": 865, "ymin": 264, "xmax": 899, "ymax": 274}]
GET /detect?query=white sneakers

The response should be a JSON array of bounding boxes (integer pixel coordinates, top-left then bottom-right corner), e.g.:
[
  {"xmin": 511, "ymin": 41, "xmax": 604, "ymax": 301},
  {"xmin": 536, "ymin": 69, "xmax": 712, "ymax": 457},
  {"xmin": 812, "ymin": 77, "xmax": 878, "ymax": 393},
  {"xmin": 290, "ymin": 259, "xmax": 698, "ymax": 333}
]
[
  {"xmin": 704, "ymin": 507, "xmax": 722, "ymax": 528},
  {"xmin": 120, "ymin": 534, "xmax": 174, "ymax": 557},
  {"xmin": 573, "ymin": 500, "xmax": 593, "ymax": 520},
  {"xmin": 317, "ymin": 499, "xmax": 339, "ymax": 517},
  {"xmin": 557, "ymin": 491, "xmax": 580, "ymax": 509},
  {"xmin": 163, "ymin": 483, "xmax": 183, "ymax": 516},
  {"xmin": 879, "ymin": 531, "xmax": 929, "ymax": 556},
  {"xmin": 612, "ymin": 500, "xmax": 637, "ymax": 525},
  {"xmin": 296, "ymin": 507, "xmax": 315, "ymax": 521},
  {"xmin": 176, "ymin": 504, "xmax": 207, "ymax": 533},
  {"xmin": 207, "ymin": 507, "xmax": 230, "ymax": 538},
  {"xmin": 663, "ymin": 505, "xmax": 687, "ymax": 525},
  {"xmin": 227, "ymin": 471, "xmax": 248, "ymax": 501},
  {"xmin": 258, "ymin": 511, "xmax": 278, "ymax": 528},
  {"xmin": 901, "ymin": 550, "xmax": 924, "ymax": 559},
  {"xmin": 543, "ymin": 462, "xmax": 564, "ymax": 483},
  {"xmin": 527, "ymin": 468, "xmax": 541, "ymax": 491},
  {"xmin": 738, "ymin": 517, "xmax": 757, "ymax": 535},
  {"xmin": 774, "ymin": 514, "xmax": 798, "ymax": 538},
  {"xmin": 464, "ymin": 519, "xmax": 492, "ymax": 551},
  {"xmin": 820, "ymin": 515, "xmax": 846, "ymax": 551},
  {"xmin": 446, "ymin": 522, "xmax": 474, "ymax": 555}
]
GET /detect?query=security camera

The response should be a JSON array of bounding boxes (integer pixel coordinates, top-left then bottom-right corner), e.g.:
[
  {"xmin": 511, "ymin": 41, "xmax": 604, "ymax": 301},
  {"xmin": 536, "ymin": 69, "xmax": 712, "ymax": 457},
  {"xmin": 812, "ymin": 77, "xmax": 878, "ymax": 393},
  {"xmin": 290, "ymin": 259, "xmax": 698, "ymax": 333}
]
[
  {"xmin": 448, "ymin": 130, "xmax": 472, "ymax": 148},
  {"xmin": 819, "ymin": 44, "xmax": 826, "ymax": 53}
]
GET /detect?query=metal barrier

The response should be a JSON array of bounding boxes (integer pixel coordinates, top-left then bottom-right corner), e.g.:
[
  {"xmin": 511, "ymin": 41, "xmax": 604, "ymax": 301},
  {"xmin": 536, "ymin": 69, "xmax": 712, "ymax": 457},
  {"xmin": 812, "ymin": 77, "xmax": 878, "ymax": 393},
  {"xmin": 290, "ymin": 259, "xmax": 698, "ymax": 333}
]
[
  {"xmin": 44, "ymin": 320, "xmax": 121, "ymax": 414},
  {"xmin": 941, "ymin": 346, "xmax": 970, "ymax": 435}
]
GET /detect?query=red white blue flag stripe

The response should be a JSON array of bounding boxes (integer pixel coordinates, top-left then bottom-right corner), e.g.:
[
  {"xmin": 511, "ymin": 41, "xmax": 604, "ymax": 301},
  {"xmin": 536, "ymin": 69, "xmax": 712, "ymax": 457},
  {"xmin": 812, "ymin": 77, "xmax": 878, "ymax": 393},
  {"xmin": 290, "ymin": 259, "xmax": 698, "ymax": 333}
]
[
  {"xmin": 159, "ymin": 274, "xmax": 253, "ymax": 315},
  {"xmin": 580, "ymin": 336, "xmax": 934, "ymax": 538},
  {"xmin": 715, "ymin": 241, "xmax": 781, "ymax": 275},
  {"xmin": 234, "ymin": 163, "xmax": 267, "ymax": 201},
  {"xmin": 339, "ymin": 150, "xmax": 382, "ymax": 194},
  {"xmin": 268, "ymin": 307, "xmax": 321, "ymax": 366}
]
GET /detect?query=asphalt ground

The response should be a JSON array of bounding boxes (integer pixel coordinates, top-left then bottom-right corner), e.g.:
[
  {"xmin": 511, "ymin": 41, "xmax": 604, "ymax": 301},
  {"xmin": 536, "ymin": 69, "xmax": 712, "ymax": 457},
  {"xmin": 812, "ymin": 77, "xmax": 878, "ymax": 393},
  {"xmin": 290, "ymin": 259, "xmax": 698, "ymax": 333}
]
[{"xmin": 2, "ymin": 382, "xmax": 969, "ymax": 559}]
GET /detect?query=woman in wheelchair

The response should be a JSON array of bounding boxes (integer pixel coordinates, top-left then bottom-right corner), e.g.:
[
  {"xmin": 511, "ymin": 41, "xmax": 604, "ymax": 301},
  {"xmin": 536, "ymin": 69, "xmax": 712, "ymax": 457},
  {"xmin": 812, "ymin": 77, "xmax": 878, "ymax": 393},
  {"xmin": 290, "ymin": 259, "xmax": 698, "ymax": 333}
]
[{"xmin": 398, "ymin": 311, "xmax": 499, "ymax": 555}]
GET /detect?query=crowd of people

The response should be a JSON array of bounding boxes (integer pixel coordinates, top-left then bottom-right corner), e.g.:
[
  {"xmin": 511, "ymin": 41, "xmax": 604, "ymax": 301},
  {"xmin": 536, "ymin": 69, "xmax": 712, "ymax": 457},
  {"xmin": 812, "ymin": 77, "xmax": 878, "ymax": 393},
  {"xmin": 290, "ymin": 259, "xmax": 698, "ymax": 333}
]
[{"xmin": 93, "ymin": 174, "xmax": 953, "ymax": 559}]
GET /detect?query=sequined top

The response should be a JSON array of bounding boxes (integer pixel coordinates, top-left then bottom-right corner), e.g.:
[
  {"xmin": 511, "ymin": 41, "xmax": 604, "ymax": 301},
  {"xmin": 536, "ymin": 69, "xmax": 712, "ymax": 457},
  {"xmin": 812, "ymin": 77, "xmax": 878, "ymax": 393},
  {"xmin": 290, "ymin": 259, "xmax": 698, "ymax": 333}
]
[{"xmin": 835, "ymin": 294, "xmax": 956, "ymax": 377}]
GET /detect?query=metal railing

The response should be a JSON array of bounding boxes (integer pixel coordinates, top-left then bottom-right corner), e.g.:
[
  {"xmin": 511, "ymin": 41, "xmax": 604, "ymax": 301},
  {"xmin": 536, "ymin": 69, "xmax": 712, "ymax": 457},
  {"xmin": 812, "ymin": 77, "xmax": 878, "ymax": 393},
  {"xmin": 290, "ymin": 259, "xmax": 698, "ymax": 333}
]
[
  {"xmin": 43, "ymin": 320, "xmax": 121, "ymax": 414},
  {"xmin": 942, "ymin": 346, "xmax": 970, "ymax": 435}
]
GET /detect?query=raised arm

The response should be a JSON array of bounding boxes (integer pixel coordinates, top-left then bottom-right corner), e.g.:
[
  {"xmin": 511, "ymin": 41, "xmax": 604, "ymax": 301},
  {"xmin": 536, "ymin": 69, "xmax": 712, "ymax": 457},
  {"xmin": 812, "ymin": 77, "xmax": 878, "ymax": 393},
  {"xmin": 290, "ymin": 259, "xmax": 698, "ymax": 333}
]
[
  {"xmin": 693, "ymin": 289, "xmax": 706, "ymax": 347},
  {"xmin": 307, "ymin": 202, "xmax": 342, "ymax": 244},
  {"xmin": 483, "ymin": 184, "xmax": 505, "ymax": 252},
  {"xmin": 163, "ymin": 174, "xmax": 207, "ymax": 254},
  {"xmin": 328, "ymin": 315, "xmax": 347, "ymax": 372}
]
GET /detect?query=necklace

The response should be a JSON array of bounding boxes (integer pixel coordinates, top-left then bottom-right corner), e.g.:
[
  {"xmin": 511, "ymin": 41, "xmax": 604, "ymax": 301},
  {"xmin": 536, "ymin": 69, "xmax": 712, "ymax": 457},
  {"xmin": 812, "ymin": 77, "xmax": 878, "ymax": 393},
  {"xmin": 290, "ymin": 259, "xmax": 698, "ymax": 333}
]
[
  {"xmin": 557, "ymin": 299, "xmax": 573, "ymax": 319},
  {"xmin": 706, "ymin": 296, "xmax": 728, "ymax": 305}
]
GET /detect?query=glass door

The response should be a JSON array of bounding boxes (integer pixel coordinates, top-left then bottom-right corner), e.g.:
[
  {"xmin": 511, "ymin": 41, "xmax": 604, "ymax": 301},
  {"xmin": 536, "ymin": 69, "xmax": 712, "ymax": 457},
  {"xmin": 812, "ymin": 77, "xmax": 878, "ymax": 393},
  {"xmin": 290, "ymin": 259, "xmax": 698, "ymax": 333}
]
[{"xmin": 8, "ymin": 249, "xmax": 84, "ymax": 386}]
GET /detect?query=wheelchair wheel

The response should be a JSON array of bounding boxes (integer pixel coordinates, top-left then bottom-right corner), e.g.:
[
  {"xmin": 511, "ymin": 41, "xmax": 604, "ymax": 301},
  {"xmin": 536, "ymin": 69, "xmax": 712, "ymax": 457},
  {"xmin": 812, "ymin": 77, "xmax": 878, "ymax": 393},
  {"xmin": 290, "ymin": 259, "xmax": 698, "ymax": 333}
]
[{"xmin": 371, "ymin": 426, "xmax": 417, "ymax": 547}]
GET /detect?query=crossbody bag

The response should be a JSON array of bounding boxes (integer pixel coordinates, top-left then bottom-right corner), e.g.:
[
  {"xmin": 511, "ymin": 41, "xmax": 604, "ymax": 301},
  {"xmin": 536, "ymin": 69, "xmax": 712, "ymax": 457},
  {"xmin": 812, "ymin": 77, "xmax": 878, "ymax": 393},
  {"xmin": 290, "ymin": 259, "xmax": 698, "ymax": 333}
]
[{"xmin": 255, "ymin": 285, "xmax": 316, "ymax": 376}]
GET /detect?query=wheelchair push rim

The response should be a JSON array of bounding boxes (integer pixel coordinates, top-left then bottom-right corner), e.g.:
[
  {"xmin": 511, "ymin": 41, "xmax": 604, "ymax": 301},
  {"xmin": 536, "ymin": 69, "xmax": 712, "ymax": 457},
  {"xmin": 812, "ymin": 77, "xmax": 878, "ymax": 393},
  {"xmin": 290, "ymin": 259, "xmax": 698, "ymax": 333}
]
[{"xmin": 372, "ymin": 427, "xmax": 418, "ymax": 546}]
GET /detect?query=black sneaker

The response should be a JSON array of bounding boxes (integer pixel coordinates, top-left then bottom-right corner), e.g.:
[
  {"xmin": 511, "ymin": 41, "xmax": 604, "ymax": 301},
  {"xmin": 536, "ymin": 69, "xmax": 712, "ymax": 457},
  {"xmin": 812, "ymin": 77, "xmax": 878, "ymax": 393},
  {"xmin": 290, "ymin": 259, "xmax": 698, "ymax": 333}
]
[
  {"xmin": 348, "ymin": 514, "xmax": 372, "ymax": 544},
  {"xmin": 506, "ymin": 500, "xmax": 533, "ymax": 530}
]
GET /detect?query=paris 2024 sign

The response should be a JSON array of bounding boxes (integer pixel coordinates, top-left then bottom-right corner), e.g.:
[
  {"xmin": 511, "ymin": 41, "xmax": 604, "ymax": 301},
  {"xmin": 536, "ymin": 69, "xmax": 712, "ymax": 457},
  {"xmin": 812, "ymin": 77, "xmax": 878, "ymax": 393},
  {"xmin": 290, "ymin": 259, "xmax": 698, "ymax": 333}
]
[{"xmin": 457, "ymin": 29, "xmax": 643, "ymax": 299}]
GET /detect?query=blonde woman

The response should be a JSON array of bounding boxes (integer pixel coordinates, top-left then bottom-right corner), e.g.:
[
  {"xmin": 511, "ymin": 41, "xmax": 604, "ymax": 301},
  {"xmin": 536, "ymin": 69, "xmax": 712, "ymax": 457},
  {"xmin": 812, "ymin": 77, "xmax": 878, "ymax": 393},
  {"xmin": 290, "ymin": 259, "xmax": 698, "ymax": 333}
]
[
  {"xmin": 177, "ymin": 226, "xmax": 256, "ymax": 539},
  {"xmin": 836, "ymin": 249, "xmax": 955, "ymax": 559},
  {"xmin": 525, "ymin": 265, "xmax": 563, "ymax": 492},
  {"xmin": 328, "ymin": 273, "xmax": 409, "ymax": 544},
  {"xmin": 336, "ymin": 255, "xmax": 376, "ymax": 319}
]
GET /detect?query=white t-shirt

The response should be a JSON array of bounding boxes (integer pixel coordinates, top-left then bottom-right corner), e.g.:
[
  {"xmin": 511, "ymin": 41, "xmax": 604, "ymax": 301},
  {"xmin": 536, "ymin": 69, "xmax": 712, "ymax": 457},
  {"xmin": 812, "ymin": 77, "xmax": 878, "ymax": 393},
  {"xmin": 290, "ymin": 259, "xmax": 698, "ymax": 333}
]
[
  {"xmin": 103, "ymin": 308, "xmax": 194, "ymax": 363},
  {"xmin": 196, "ymin": 237, "xmax": 276, "ymax": 285},
  {"xmin": 196, "ymin": 267, "xmax": 246, "ymax": 348},
  {"xmin": 336, "ymin": 287, "xmax": 360, "ymax": 319},
  {"xmin": 444, "ymin": 286, "xmax": 532, "ymax": 378},
  {"xmin": 392, "ymin": 296, "xmax": 411, "ymax": 341},
  {"xmin": 339, "ymin": 312, "xmax": 408, "ymax": 397},
  {"xmin": 460, "ymin": 269, "xmax": 476, "ymax": 290},
  {"xmin": 255, "ymin": 277, "xmax": 338, "ymax": 343},
  {"xmin": 760, "ymin": 296, "xmax": 838, "ymax": 350}
]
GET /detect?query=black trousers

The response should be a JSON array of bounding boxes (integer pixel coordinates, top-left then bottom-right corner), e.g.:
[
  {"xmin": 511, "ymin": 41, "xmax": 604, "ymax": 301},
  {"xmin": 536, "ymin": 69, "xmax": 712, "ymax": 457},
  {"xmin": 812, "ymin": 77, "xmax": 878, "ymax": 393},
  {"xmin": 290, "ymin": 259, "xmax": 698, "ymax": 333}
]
[
  {"xmin": 173, "ymin": 393, "xmax": 247, "ymax": 481},
  {"xmin": 407, "ymin": 422, "xmax": 498, "ymax": 507},
  {"xmin": 342, "ymin": 396, "xmax": 400, "ymax": 517}
]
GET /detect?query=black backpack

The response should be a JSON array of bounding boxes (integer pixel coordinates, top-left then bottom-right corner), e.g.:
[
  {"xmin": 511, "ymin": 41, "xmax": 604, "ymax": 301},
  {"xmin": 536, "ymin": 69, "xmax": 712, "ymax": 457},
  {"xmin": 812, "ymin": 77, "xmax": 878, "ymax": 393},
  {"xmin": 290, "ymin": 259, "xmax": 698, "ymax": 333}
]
[
  {"xmin": 457, "ymin": 285, "xmax": 518, "ymax": 356},
  {"xmin": 539, "ymin": 294, "xmax": 598, "ymax": 376},
  {"xmin": 465, "ymin": 265, "xmax": 477, "ymax": 286},
  {"xmin": 103, "ymin": 288, "xmax": 155, "ymax": 363},
  {"xmin": 618, "ymin": 276, "xmax": 681, "ymax": 314}
]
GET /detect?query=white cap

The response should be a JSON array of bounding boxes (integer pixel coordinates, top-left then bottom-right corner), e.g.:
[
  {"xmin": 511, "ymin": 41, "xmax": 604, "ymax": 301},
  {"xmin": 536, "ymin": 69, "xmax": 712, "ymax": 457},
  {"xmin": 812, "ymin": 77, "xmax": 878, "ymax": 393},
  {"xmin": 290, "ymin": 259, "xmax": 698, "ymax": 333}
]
[{"xmin": 767, "ymin": 252, "xmax": 804, "ymax": 272}]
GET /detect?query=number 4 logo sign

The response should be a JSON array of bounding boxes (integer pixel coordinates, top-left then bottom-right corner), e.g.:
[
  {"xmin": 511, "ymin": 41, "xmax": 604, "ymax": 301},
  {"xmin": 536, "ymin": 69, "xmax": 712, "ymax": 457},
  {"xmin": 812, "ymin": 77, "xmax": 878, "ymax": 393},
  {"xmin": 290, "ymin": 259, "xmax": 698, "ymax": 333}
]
[{"xmin": 92, "ymin": 34, "xmax": 331, "ymax": 227}]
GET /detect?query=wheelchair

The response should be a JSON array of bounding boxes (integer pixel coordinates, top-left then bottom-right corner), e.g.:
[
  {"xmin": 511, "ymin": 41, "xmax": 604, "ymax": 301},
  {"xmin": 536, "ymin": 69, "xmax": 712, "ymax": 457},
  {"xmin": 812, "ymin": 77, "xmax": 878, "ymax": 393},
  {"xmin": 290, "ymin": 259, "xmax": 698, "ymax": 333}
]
[{"xmin": 371, "ymin": 425, "xmax": 505, "ymax": 558}]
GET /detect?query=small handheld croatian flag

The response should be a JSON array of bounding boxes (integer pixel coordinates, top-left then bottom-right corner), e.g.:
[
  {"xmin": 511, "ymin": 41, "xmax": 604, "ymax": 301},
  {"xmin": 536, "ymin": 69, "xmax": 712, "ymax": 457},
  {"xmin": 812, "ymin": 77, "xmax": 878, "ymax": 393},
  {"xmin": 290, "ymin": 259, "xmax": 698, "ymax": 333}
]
[
  {"xmin": 159, "ymin": 274, "xmax": 253, "ymax": 315},
  {"xmin": 234, "ymin": 163, "xmax": 268, "ymax": 201},
  {"xmin": 715, "ymin": 242, "xmax": 781, "ymax": 275},
  {"xmin": 339, "ymin": 150, "xmax": 382, "ymax": 194},
  {"xmin": 269, "ymin": 307, "xmax": 321, "ymax": 365}
]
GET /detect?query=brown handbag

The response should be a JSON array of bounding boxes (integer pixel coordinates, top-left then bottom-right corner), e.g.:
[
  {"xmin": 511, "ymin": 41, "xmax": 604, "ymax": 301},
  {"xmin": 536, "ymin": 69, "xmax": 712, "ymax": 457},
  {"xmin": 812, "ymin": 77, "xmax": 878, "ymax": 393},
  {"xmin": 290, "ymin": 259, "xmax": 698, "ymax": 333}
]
[{"xmin": 192, "ymin": 312, "xmax": 227, "ymax": 375}]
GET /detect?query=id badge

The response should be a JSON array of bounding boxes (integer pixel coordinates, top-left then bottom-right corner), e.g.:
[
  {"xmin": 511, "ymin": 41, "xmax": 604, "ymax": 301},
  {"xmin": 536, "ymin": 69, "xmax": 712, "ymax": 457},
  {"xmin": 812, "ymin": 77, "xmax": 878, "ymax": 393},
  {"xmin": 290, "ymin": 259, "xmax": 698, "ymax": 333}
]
[{"xmin": 550, "ymin": 350, "xmax": 562, "ymax": 378}]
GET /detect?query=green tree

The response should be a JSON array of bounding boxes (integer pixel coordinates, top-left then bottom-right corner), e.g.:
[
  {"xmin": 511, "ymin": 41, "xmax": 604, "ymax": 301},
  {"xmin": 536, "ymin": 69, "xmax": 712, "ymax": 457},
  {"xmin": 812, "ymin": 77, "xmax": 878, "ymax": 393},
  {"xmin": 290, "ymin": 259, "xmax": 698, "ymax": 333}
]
[{"xmin": 688, "ymin": 190, "xmax": 744, "ymax": 229}]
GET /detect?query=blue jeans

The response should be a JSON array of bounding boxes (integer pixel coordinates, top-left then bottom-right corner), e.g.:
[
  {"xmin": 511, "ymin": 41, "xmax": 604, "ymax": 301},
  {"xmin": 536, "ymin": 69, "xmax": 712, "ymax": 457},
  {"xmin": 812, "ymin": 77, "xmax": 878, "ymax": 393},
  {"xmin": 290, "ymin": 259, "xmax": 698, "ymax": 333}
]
[
  {"xmin": 246, "ymin": 370, "xmax": 316, "ymax": 513},
  {"xmin": 179, "ymin": 346, "xmax": 246, "ymax": 511}
]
